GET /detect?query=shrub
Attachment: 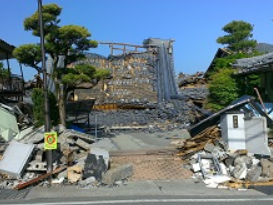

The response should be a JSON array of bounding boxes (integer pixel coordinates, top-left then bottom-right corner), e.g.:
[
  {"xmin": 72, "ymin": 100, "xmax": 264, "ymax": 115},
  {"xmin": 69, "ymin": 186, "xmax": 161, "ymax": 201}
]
[
  {"xmin": 206, "ymin": 68, "xmax": 239, "ymax": 111},
  {"xmin": 31, "ymin": 88, "xmax": 59, "ymax": 126}
]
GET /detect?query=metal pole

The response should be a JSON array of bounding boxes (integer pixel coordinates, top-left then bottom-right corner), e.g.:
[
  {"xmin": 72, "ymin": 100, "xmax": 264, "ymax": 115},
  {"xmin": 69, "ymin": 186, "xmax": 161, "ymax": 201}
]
[
  {"xmin": 95, "ymin": 114, "xmax": 97, "ymax": 139},
  {"xmin": 19, "ymin": 63, "xmax": 24, "ymax": 102},
  {"xmin": 38, "ymin": 0, "xmax": 52, "ymax": 176}
]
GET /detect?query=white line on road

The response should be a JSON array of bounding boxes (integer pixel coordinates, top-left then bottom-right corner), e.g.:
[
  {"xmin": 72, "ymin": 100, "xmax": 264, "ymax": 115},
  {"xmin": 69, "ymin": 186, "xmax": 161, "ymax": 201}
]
[{"xmin": 6, "ymin": 198, "xmax": 273, "ymax": 205}]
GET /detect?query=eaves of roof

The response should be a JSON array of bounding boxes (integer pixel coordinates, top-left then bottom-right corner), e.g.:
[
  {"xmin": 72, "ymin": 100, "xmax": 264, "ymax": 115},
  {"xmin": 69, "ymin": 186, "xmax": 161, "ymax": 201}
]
[
  {"xmin": 0, "ymin": 38, "xmax": 16, "ymax": 60},
  {"xmin": 204, "ymin": 48, "xmax": 230, "ymax": 77}
]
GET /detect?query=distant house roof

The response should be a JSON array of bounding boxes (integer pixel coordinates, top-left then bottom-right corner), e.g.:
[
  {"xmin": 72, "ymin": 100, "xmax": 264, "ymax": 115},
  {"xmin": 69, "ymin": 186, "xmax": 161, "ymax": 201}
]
[
  {"xmin": 233, "ymin": 52, "xmax": 273, "ymax": 76},
  {"xmin": 204, "ymin": 48, "xmax": 230, "ymax": 77},
  {"xmin": 0, "ymin": 39, "xmax": 15, "ymax": 60},
  {"xmin": 232, "ymin": 43, "xmax": 273, "ymax": 76},
  {"xmin": 256, "ymin": 43, "xmax": 273, "ymax": 54},
  {"xmin": 205, "ymin": 43, "xmax": 273, "ymax": 77}
]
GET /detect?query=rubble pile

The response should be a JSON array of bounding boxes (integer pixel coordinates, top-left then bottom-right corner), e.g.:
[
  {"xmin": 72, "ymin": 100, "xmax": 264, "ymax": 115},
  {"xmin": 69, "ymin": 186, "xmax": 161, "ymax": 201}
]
[
  {"xmin": 74, "ymin": 38, "xmax": 179, "ymax": 106},
  {"xmin": 178, "ymin": 72, "xmax": 206, "ymax": 88},
  {"xmin": 0, "ymin": 127, "xmax": 133, "ymax": 190},
  {"xmin": 89, "ymin": 99, "xmax": 207, "ymax": 133},
  {"xmin": 68, "ymin": 38, "xmax": 208, "ymax": 132},
  {"xmin": 179, "ymin": 125, "xmax": 273, "ymax": 189},
  {"xmin": 177, "ymin": 72, "xmax": 208, "ymax": 106}
]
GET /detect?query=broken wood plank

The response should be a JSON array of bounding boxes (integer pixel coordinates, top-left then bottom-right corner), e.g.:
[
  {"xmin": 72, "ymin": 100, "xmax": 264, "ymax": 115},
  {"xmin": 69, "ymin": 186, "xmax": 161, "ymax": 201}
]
[
  {"xmin": 14, "ymin": 166, "xmax": 67, "ymax": 190},
  {"xmin": 178, "ymin": 140, "xmax": 212, "ymax": 158}
]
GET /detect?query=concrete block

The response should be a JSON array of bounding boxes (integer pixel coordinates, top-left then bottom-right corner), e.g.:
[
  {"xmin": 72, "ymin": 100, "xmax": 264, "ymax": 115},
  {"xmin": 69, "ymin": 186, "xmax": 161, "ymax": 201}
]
[
  {"xmin": 260, "ymin": 159, "xmax": 273, "ymax": 178},
  {"xmin": 101, "ymin": 164, "xmax": 133, "ymax": 185},
  {"xmin": 217, "ymin": 139, "xmax": 229, "ymax": 151},
  {"xmin": 252, "ymin": 158, "xmax": 260, "ymax": 166},
  {"xmin": 0, "ymin": 141, "xmax": 35, "ymax": 178},
  {"xmin": 57, "ymin": 170, "xmax": 68, "ymax": 179},
  {"xmin": 189, "ymin": 158, "xmax": 197, "ymax": 165},
  {"xmin": 75, "ymin": 138, "xmax": 90, "ymax": 150},
  {"xmin": 52, "ymin": 177, "xmax": 64, "ymax": 184},
  {"xmin": 192, "ymin": 163, "xmax": 201, "ymax": 172},
  {"xmin": 224, "ymin": 156, "xmax": 236, "ymax": 167},
  {"xmin": 90, "ymin": 147, "xmax": 110, "ymax": 169},
  {"xmin": 83, "ymin": 153, "xmax": 108, "ymax": 181},
  {"xmin": 27, "ymin": 161, "xmax": 47, "ymax": 171},
  {"xmin": 219, "ymin": 163, "xmax": 228, "ymax": 175},
  {"xmin": 67, "ymin": 165, "xmax": 83, "ymax": 183},
  {"xmin": 232, "ymin": 163, "xmax": 247, "ymax": 179},
  {"xmin": 246, "ymin": 166, "xmax": 262, "ymax": 182},
  {"xmin": 78, "ymin": 176, "xmax": 96, "ymax": 187},
  {"xmin": 34, "ymin": 150, "xmax": 44, "ymax": 161},
  {"xmin": 212, "ymin": 149, "xmax": 227, "ymax": 161},
  {"xmin": 203, "ymin": 175, "xmax": 231, "ymax": 185},
  {"xmin": 204, "ymin": 142, "xmax": 215, "ymax": 153},
  {"xmin": 234, "ymin": 155, "xmax": 252, "ymax": 168}
]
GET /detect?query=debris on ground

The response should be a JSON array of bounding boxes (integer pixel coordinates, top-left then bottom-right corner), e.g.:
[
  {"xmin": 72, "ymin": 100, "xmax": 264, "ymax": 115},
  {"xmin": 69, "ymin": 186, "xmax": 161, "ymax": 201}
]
[{"xmin": 178, "ymin": 102, "xmax": 273, "ymax": 190}]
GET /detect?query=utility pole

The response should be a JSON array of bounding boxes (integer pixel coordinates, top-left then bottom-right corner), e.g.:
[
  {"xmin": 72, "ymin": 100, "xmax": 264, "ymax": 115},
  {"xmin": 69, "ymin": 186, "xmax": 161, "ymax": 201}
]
[{"xmin": 38, "ymin": 0, "xmax": 52, "ymax": 177}]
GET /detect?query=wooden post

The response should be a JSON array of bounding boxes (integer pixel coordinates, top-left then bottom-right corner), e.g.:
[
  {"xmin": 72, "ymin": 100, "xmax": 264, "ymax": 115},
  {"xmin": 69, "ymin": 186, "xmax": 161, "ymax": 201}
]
[
  {"xmin": 110, "ymin": 44, "xmax": 113, "ymax": 55},
  {"xmin": 6, "ymin": 53, "xmax": 12, "ymax": 89},
  {"xmin": 123, "ymin": 45, "xmax": 126, "ymax": 53}
]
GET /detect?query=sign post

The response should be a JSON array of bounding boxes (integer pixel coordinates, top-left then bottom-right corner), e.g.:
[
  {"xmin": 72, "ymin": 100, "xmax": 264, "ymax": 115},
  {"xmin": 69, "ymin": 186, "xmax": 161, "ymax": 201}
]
[
  {"xmin": 37, "ymin": 0, "xmax": 53, "ymax": 178},
  {"xmin": 44, "ymin": 132, "xmax": 58, "ymax": 150}
]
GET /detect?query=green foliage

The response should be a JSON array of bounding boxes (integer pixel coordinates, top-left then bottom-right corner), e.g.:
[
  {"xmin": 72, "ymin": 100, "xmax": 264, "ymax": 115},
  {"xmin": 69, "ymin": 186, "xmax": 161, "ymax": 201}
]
[
  {"xmin": 13, "ymin": 3, "xmax": 105, "ymax": 126},
  {"xmin": 208, "ymin": 52, "xmax": 261, "ymax": 76},
  {"xmin": 14, "ymin": 3, "xmax": 98, "ymax": 73},
  {"xmin": 207, "ymin": 68, "xmax": 239, "ymax": 111},
  {"xmin": 24, "ymin": 3, "xmax": 61, "ymax": 36},
  {"xmin": 31, "ymin": 88, "xmax": 59, "ymax": 126},
  {"xmin": 13, "ymin": 44, "xmax": 42, "ymax": 72},
  {"xmin": 206, "ymin": 20, "xmax": 262, "ymax": 111},
  {"xmin": 0, "ymin": 62, "xmax": 9, "ymax": 78},
  {"xmin": 94, "ymin": 68, "xmax": 111, "ymax": 79},
  {"xmin": 217, "ymin": 20, "xmax": 257, "ymax": 53},
  {"xmin": 206, "ymin": 53, "xmax": 261, "ymax": 110},
  {"xmin": 74, "ymin": 64, "xmax": 96, "ymax": 75},
  {"xmin": 62, "ymin": 64, "xmax": 110, "ymax": 87},
  {"xmin": 45, "ymin": 25, "xmax": 97, "ymax": 55},
  {"xmin": 236, "ymin": 74, "xmax": 260, "ymax": 96}
]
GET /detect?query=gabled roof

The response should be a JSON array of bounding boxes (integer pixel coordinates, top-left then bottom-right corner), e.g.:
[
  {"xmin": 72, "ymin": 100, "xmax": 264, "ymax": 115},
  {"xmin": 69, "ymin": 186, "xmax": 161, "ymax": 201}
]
[
  {"xmin": 0, "ymin": 39, "xmax": 16, "ymax": 60},
  {"xmin": 204, "ymin": 48, "xmax": 230, "ymax": 77}
]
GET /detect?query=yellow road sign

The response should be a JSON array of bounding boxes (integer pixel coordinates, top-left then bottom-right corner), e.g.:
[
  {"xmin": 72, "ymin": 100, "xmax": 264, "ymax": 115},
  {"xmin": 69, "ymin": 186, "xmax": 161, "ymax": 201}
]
[{"xmin": 44, "ymin": 132, "xmax": 58, "ymax": 150}]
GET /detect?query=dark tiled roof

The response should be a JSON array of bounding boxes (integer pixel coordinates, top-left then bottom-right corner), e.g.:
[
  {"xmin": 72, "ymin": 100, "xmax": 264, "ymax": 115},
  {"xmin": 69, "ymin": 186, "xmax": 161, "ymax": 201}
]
[
  {"xmin": 0, "ymin": 38, "xmax": 16, "ymax": 60},
  {"xmin": 233, "ymin": 52, "xmax": 273, "ymax": 75}
]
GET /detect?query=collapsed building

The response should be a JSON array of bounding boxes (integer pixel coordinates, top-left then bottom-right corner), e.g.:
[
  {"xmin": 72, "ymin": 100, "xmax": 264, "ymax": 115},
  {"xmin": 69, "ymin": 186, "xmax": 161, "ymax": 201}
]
[
  {"xmin": 74, "ymin": 38, "xmax": 178, "ymax": 104},
  {"xmin": 69, "ymin": 38, "xmax": 205, "ymax": 130},
  {"xmin": 177, "ymin": 72, "xmax": 208, "ymax": 108},
  {"xmin": 0, "ymin": 39, "xmax": 24, "ymax": 105}
]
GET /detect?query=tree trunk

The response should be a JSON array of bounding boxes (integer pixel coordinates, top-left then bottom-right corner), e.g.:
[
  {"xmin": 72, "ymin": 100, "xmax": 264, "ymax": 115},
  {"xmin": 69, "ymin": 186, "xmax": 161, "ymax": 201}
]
[
  {"xmin": 58, "ymin": 84, "xmax": 67, "ymax": 127},
  {"xmin": 58, "ymin": 95, "xmax": 66, "ymax": 127}
]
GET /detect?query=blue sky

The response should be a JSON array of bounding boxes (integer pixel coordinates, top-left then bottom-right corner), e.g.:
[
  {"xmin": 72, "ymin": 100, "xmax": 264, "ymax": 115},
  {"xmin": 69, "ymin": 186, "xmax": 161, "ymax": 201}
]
[{"xmin": 1, "ymin": 0, "xmax": 273, "ymax": 80}]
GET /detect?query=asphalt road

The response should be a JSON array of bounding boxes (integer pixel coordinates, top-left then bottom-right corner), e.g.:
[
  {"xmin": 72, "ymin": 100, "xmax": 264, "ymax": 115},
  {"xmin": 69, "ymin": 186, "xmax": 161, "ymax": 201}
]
[{"xmin": 2, "ymin": 195, "xmax": 273, "ymax": 205}]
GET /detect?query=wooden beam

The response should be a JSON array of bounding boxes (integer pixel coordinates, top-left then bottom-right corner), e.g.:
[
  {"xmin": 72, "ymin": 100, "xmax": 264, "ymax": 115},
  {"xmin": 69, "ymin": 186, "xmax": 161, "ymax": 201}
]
[
  {"xmin": 14, "ymin": 166, "xmax": 67, "ymax": 190},
  {"xmin": 99, "ymin": 41, "xmax": 144, "ymax": 48}
]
